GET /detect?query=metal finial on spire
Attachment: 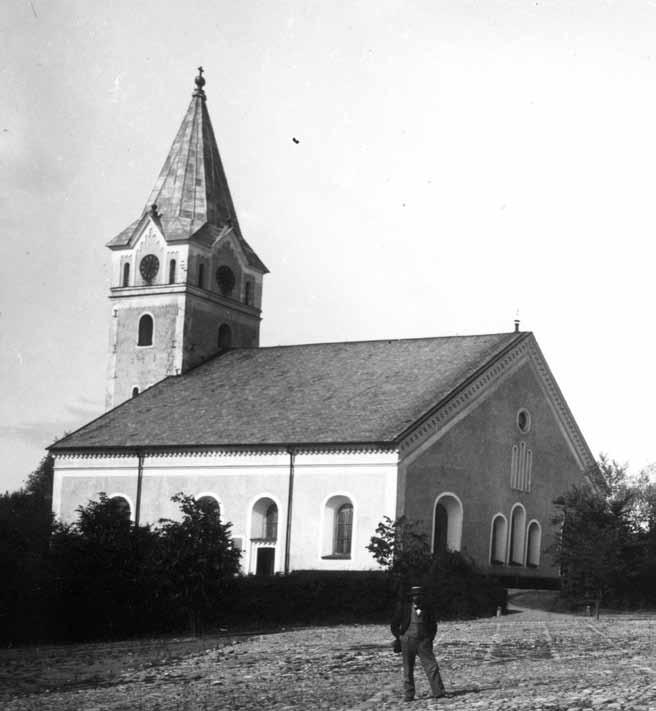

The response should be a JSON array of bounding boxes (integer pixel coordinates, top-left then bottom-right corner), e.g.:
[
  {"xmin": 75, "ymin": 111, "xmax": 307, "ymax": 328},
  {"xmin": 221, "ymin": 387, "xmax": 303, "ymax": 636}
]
[
  {"xmin": 193, "ymin": 66, "xmax": 206, "ymax": 98},
  {"xmin": 514, "ymin": 309, "xmax": 520, "ymax": 333}
]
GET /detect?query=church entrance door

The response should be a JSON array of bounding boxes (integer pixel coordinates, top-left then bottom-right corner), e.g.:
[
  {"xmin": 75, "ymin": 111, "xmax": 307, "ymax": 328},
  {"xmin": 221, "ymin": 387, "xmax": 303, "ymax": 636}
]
[{"xmin": 255, "ymin": 547, "xmax": 275, "ymax": 576}]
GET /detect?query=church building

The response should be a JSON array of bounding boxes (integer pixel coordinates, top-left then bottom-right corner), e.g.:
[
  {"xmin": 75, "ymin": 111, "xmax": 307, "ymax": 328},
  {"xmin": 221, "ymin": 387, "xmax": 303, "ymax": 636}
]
[{"xmin": 50, "ymin": 69, "xmax": 599, "ymax": 581}]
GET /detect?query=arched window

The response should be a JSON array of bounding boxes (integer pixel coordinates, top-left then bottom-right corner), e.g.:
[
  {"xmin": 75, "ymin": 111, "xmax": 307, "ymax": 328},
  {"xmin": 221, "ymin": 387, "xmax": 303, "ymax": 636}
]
[
  {"xmin": 218, "ymin": 323, "xmax": 232, "ymax": 350},
  {"xmin": 508, "ymin": 504, "xmax": 527, "ymax": 566},
  {"xmin": 335, "ymin": 503, "xmax": 353, "ymax": 555},
  {"xmin": 216, "ymin": 265, "xmax": 235, "ymax": 296},
  {"xmin": 122, "ymin": 262, "xmax": 130, "ymax": 287},
  {"xmin": 250, "ymin": 497, "xmax": 278, "ymax": 576},
  {"xmin": 137, "ymin": 314, "xmax": 153, "ymax": 346},
  {"xmin": 198, "ymin": 262, "xmax": 205, "ymax": 289},
  {"xmin": 526, "ymin": 521, "xmax": 541, "ymax": 568},
  {"xmin": 169, "ymin": 259, "xmax": 176, "ymax": 284},
  {"xmin": 109, "ymin": 495, "xmax": 131, "ymax": 521},
  {"xmin": 490, "ymin": 514, "xmax": 508, "ymax": 565},
  {"xmin": 244, "ymin": 280, "xmax": 252, "ymax": 305},
  {"xmin": 197, "ymin": 495, "xmax": 221, "ymax": 517},
  {"xmin": 322, "ymin": 495, "xmax": 354, "ymax": 558},
  {"xmin": 432, "ymin": 493, "xmax": 463, "ymax": 553},
  {"xmin": 131, "ymin": 386, "xmax": 139, "ymax": 398},
  {"xmin": 251, "ymin": 498, "xmax": 278, "ymax": 541}
]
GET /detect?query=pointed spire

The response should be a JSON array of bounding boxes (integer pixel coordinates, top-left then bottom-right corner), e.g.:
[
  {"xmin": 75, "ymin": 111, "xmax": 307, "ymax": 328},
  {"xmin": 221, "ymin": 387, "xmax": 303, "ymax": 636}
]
[{"xmin": 143, "ymin": 67, "xmax": 241, "ymax": 234}]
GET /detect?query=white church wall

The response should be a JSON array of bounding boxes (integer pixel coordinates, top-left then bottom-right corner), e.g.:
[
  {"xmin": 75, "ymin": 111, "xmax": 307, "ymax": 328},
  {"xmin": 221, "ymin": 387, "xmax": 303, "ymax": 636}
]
[{"xmin": 53, "ymin": 449, "xmax": 398, "ymax": 573}]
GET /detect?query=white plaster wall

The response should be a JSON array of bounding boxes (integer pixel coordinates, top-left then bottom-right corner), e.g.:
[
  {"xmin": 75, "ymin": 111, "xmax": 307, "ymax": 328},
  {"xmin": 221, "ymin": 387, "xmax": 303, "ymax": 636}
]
[{"xmin": 53, "ymin": 449, "xmax": 399, "ymax": 573}]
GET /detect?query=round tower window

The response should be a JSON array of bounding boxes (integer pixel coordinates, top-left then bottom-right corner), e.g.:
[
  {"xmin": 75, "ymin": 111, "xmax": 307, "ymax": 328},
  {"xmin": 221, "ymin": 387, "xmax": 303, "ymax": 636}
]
[
  {"xmin": 216, "ymin": 266, "xmax": 235, "ymax": 296},
  {"xmin": 517, "ymin": 409, "xmax": 531, "ymax": 433}
]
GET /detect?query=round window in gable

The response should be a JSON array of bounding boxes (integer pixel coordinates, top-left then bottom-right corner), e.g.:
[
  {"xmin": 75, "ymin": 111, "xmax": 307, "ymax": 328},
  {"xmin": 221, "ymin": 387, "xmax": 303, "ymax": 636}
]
[
  {"xmin": 216, "ymin": 265, "xmax": 235, "ymax": 296},
  {"xmin": 517, "ymin": 409, "xmax": 531, "ymax": 434}
]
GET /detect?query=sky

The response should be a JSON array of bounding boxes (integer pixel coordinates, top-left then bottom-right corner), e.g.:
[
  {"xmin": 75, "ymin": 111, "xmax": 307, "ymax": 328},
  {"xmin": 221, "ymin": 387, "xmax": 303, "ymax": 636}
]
[{"xmin": 2, "ymin": 0, "xmax": 656, "ymax": 492}]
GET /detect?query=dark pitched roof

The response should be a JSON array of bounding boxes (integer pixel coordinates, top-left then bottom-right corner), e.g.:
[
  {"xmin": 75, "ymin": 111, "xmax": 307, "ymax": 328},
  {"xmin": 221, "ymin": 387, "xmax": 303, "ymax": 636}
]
[{"xmin": 51, "ymin": 332, "xmax": 527, "ymax": 451}]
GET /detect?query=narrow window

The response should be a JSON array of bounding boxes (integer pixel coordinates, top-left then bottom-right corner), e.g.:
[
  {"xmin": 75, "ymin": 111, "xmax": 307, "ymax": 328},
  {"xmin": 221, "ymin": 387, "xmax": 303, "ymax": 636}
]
[
  {"xmin": 244, "ymin": 280, "xmax": 252, "ymax": 305},
  {"xmin": 509, "ymin": 505, "xmax": 526, "ymax": 566},
  {"xmin": 122, "ymin": 263, "xmax": 130, "ymax": 287},
  {"xmin": 490, "ymin": 515, "xmax": 507, "ymax": 565},
  {"xmin": 198, "ymin": 263, "xmax": 205, "ymax": 289},
  {"xmin": 264, "ymin": 503, "xmax": 278, "ymax": 540},
  {"xmin": 131, "ymin": 386, "xmax": 139, "ymax": 398},
  {"xmin": 169, "ymin": 259, "xmax": 176, "ymax": 284},
  {"xmin": 526, "ymin": 522, "xmax": 541, "ymax": 568},
  {"xmin": 335, "ymin": 503, "xmax": 353, "ymax": 555},
  {"xmin": 137, "ymin": 314, "xmax": 153, "ymax": 346}
]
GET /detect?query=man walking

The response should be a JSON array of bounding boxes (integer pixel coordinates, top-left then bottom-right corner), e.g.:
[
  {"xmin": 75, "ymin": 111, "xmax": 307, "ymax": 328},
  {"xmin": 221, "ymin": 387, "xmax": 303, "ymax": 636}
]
[{"xmin": 391, "ymin": 585, "xmax": 446, "ymax": 702}]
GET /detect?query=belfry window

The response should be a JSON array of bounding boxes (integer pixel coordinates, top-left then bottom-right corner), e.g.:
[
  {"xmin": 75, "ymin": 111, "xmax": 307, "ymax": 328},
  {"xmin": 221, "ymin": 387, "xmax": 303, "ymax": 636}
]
[
  {"xmin": 244, "ymin": 280, "xmax": 252, "ymax": 305},
  {"xmin": 137, "ymin": 314, "xmax": 153, "ymax": 346},
  {"xmin": 169, "ymin": 259, "xmax": 176, "ymax": 284},
  {"xmin": 198, "ymin": 263, "xmax": 205, "ymax": 289},
  {"xmin": 122, "ymin": 263, "xmax": 130, "ymax": 287}
]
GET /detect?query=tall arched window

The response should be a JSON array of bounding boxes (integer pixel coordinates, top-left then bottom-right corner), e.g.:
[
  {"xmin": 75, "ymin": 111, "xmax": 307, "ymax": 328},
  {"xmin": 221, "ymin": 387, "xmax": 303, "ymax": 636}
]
[
  {"xmin": 508, "ymin": 504, "xmax": 526, "ymax": 566},
  {"xmin": 526, "ymin": 521, "xmax": 541, "ymax": 568},
  {"xmin": 264, "ymin": 503, "xmax": 278, "ymax": 540},
  {"xmin": 197, "ymin": 495, "xmax": 221, "ymax": 517},
  {"xmin": 109, "ymin": 495, "xmax": 131, "ymax": 521},
  {"xmin": 432, "ymin": 493, "xmax": 463, "ymax": 553},
  {"xmin": 322, "ymin": 495, "xmax": 354, "ymax": 558},
  {"xmin": 244, "ymin": 280, "xmax": 252, "ymax": 305},
  {"xmin": 335, "ymin": 503, "xmax": 353, "ymax": 555},
  {"xmin": 122, "ymin": 262, "xmax": 130, "ymax": 287},
  {"xmin": 137, "ymin": 314, "xmax": 153, "ymax": 346},
  {"xmin": 198, "ymin": 262, "xmax": 205, "ymax": 289},
  {"xmin": 490, "ymin": 514, "xmax": 508, "ymax": 565},
  {"xmin": 218, "ymin": 323, "xmax": 232, "ymax": 350},
  {"xmin": 169, "ymin": 259, "xmax": 176, "ymax": 284}
]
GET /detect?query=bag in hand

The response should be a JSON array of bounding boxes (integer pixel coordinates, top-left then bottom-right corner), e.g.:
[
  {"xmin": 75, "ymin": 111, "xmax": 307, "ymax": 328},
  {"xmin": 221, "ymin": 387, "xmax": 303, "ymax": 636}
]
[{"xmin": 392, "ymin": 637, "xmax": 402, "ymax": 654}]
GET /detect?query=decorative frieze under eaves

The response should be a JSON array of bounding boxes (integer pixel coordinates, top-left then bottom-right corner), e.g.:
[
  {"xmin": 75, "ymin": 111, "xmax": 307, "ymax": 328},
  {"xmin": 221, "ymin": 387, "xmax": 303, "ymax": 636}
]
[{"xmin": 54, "ymin": 444, "xmax": 397, "ymax": 461}]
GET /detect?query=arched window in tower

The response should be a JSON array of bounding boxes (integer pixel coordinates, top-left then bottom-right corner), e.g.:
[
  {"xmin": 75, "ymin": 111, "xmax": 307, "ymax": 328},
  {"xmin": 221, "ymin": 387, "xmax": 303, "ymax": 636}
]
[
  {"xmin": 244, "ymin": 280, "xmax": 252, "ymax": 306},
  {"xmin": 137, "ymin": 314, "xmax": 153, "ymax": 346},
  {"xmin": 198, "ymin": 263, "xmax": 205, "ymax": 289},
  {"xmin": 169, "ymin": 259, "xmax": 176, "ymax": 284},
  {"xmin": 218, "ymin": 323, "xmax": 232, "ymax": 350},
  {"xmin": 122, "ymin": 262, "xmax": 130, "ymax": 287},
  {"xmin": 216, "ymin": 265, "xmax": 236, "ymax": 297}
]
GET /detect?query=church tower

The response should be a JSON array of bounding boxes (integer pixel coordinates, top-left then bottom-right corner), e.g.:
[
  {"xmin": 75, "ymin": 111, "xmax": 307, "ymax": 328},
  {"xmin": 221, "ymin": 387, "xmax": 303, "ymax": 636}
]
[{"xmin": 105, "ymin": 68, "xmax": 268, "ymax": 410}]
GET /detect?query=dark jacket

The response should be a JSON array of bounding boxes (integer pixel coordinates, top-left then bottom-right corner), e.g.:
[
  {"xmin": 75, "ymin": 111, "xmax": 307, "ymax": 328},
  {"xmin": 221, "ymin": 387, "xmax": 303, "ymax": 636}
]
[{"xmin": 391, "ymin": 599, "xmax": 437, "ymax": 639}]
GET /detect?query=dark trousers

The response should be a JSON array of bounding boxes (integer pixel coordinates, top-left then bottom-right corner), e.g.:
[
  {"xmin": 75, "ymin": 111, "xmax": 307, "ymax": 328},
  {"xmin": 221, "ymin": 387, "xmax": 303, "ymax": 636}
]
[{"xmin": 401, "ymin": 634, "xmax": 445, "ymax": 700}]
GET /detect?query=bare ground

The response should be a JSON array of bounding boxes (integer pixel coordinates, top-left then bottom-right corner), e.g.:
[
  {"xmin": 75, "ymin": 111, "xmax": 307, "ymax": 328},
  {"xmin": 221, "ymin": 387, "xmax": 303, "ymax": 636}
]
[{"xmin": 1, "ymin": 592, "xmax": 655, "ymax": 710}]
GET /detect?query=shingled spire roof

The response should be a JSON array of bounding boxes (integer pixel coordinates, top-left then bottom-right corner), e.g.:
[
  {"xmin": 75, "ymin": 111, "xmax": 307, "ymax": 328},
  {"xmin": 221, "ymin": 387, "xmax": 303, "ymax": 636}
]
[
  {"xmin": 144, "ymin": 67, "xmax": 241, "ymax": 232},
  {"xmin": 107, "ymin": 68, "xmax": 267, "ymax": 272}
]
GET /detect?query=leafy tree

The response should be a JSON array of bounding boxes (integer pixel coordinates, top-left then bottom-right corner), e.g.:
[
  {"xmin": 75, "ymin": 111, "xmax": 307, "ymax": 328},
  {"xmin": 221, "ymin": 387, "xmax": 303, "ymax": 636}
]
[
  {"xmin": 158, "ymin": 493, "xmax": 241, "ymax": 633},
  {"xmin": 367, "ymin": 515, "xmax": 433, "ymax": 587}
]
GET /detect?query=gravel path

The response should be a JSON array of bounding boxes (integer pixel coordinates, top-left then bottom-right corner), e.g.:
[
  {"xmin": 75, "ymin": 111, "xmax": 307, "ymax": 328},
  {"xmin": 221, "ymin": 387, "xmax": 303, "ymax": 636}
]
[{"xmin": 1, "ymin": 599, "xmax": 655, "ymax": 710}]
